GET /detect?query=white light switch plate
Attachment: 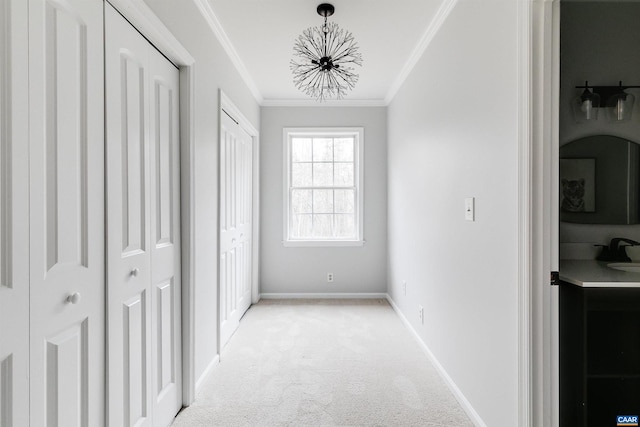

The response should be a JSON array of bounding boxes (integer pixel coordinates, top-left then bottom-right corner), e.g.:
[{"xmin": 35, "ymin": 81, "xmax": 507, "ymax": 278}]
[{"xmin": 465, "ymin": 197, "xmax": 475, "ymax": 221}]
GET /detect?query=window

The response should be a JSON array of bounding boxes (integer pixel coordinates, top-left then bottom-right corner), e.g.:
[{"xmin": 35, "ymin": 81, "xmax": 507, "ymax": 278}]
[{"xmin": 283, "ymin": 128, "xmax": 364, "ymax": 246}]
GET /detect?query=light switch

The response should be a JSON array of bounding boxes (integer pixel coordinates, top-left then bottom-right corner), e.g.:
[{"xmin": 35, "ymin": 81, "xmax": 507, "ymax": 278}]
[{"xmin": 465, "ymin": 197, "xmax": 475, "ymax": 221}]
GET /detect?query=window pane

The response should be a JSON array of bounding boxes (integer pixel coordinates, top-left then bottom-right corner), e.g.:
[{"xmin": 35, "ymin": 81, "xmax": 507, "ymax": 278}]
[
  {"xmin": 313, "ymin": 189, "xmax": 333, "ymax": 214},
  {"xmin": 335, "ymin": 190, "xmax": 354, "ymax": 214},
  {"xmin": 313, "ymin": 138, "xmax": 333, "ymax": 161},
  {"xmin": 291, "ymin": 214, "xmax": 313, "ymax": 238},
  {"xmin": 292, "ymin": 163, "xmax": 312, "ymax": 187},
  {"xmin": 292, "ymin": 138, "xmax": 312, "ymax": 162},
  {"xmin": 312, "ymin": 214, "xmax": 333, "ymax": 238},
  {"xmin": 292, "ymin": 190, "xmax": 312, "ymax": 214},
  {"xmin": 335, "ymin": 214, "xmax": 355, "ymax": 238},
  {"xmin": 313, "ymin": 163, "xmax": 333, "ymax": 187},
  {"xmin": 334, "ymin": 138, "xmax": 354, "ymax": 162},
  {"xmin": 334, "ymin": 163, "xmax": 354, "ymax": 187}
]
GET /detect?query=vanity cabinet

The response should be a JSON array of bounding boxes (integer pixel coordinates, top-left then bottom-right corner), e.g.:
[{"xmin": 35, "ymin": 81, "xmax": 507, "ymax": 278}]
[{"xmin": 560, "ymin": 283, "xmax": 640, "ymax": 427}]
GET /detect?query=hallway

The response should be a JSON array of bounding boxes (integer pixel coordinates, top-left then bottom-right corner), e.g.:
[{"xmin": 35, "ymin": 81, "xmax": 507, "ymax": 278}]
[{"xmin": 172, "ymin": 299, "xmax": 472, "ymax": 426}]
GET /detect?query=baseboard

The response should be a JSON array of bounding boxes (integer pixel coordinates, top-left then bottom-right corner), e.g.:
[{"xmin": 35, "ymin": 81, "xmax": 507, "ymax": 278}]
[
  {"xmin": 195, "ymin": 354, "xmax": 220, "ymax": 393},
  {"xmin": 259, "ymin": 292, "xmax": 388, "ymax": 300},
  {"xmin": 385, "ymin": 295, "xmax": 487, "ymax": 427}
]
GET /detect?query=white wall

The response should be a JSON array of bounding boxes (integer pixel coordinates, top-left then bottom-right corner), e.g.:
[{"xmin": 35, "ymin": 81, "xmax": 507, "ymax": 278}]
[
  {"xmin": 387, "ymin": 1, "xmax": 519, "ymax": 425},
  {"xmin": 560, "ymin": 2, "xmax": 640, "ymax": 259},
  {"xmin": 260, "ymin": 107, "xmax": 387, "ymax": 295},
  {"xmin": 143, "ymin": 0, "xmax": 261, "ymax": 385}
]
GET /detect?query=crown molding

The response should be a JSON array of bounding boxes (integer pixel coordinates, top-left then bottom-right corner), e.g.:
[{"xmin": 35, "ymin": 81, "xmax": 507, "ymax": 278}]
[
  {"xmin": 261, "ymin": 98, "xmax": 388, "ymax": 108},
  {"xmin": 384, "ymin": 0, "xmax": 458, "ymax": 105},
  {"xmin": 192, "ymin": 0, "xmax": 263, "ymax": 104}
]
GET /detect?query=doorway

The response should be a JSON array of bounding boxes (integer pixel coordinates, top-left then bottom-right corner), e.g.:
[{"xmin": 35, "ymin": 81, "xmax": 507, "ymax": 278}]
[{"xmin": 218, "ymin": 93, "xmax": 260, "ymax": 352}]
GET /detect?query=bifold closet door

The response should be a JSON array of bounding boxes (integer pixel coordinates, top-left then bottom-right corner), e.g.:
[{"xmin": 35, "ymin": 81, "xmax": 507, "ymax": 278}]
[
  {"xmin": 28, "ymin": 0, "xmax": 106, "ymax": 426},
  {"xmin": 0, "ymin": 0, "xmax": 30, "ymax": 425},
  {"xmin": 219, "ymin": 112, "xmax": 253, "ymax": 349},
  {"xmin": 105, "ymin": 4, "xmax": 182, "ymax": 426}
]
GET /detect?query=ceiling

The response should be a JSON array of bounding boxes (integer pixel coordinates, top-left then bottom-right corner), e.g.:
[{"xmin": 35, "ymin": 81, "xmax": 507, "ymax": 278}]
[{"xmin": 201, "ymin": 0, "xmax": 451, "ymax": 105}]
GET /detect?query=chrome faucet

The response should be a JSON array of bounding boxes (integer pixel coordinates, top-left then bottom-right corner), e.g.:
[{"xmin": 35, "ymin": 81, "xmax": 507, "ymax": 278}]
[{"xmin": 595, "ymin": 237, "xmax": 640, "ymax": 262}]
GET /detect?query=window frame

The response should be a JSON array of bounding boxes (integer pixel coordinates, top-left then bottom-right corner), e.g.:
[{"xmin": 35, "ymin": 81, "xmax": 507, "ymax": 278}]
[{"xmin": 283, "ymin": 127, "xmax": 364, "ymax": 247}]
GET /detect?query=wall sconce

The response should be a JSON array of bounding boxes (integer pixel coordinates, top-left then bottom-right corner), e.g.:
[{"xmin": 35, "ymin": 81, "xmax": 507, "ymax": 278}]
[
  {"xmin": 572, "ymin": 81, "xmax": 600, "ymax": 123},
  {"xmin": 573, "ymin": 81, "xmax": 640, "ymax": 123}
]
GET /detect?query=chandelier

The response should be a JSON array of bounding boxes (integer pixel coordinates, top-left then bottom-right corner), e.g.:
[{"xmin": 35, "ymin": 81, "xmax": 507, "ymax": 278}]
[{"xmin": 290, "ymin": 3, "xmax": 363, "ymax": 101}]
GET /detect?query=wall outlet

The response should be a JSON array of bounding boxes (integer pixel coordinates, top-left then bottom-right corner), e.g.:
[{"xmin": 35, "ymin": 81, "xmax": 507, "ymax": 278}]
[
  {"xmin": 403, "ymin": 281, "xmax": 407, "ymax": 296},
  {"xmin": 327, "ymin": 273, "xmax": 334, "ymax": 282},
  {"xmin": 418, "ymin": 305, "xmax": 424, "ymax": 324}
]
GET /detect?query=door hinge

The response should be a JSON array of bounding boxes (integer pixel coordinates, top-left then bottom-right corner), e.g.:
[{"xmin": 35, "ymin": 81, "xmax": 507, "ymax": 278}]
[{"xmin": 550, "ymin": 271, "xmax": 560, "ymax": 286}]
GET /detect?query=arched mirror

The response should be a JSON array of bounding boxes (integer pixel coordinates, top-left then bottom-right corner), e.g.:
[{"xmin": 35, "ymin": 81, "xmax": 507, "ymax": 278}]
[{"xmin": 560, "ymin": 135, "xmax": 640, "ymax": 224}]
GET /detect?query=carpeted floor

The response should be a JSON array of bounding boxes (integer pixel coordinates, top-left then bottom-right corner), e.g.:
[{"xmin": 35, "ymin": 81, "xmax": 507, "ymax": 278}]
[{"xmin": 171, "ymin": 299, "xmax": 473, "ymax": 427}]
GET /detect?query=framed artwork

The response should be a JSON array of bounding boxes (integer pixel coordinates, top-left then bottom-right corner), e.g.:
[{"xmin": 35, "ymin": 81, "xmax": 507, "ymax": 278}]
[{"xmin": 560, "ymin": 158, "xmax": 596, "ymax": 213}]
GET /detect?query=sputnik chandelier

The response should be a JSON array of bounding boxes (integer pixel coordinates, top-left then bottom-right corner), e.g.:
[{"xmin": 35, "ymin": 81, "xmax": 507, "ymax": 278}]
[{"xmin": 290, "ymin": 3, "xmax": 363, "ymax": 101}]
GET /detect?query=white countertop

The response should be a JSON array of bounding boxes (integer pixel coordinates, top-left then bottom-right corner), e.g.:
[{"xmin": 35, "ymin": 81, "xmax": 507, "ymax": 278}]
[{"xmin": 560, "ymin": 260, "xmax": 640, "ymax": 287}]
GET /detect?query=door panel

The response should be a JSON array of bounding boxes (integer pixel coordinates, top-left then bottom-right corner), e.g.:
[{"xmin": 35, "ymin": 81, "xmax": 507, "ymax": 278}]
[
  {"xmin": 45, "ymin": 320, "xmax": 89, "ymax": 426},
  {"xmin": 0, "ymin": 0, "xmax": 29, "ymax": 425},
  {"xmin": 106, "ymin": 4, "xmax": 181, "ymax": 426},
  {"xmin": 219, "ymin": 113, "xmax": 252, "ymax": 349},
  {"xmin": 123, "ymin": 292, "xmax": 148, "ymax": 426},
  {"xmin": 106, "ymin": 5, "xmax": 152, "ymax": 425},
  {"xmin": 29, "ymin": 0, "xmax": 104, "ymax": 426},
  {"xmin": 148, "ymin": 39, "xmax": 181, "ymax": 426}
]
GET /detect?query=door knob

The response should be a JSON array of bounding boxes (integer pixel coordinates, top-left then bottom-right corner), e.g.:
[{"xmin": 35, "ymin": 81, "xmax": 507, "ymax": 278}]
[
  {"xmin": 66, "ymin": 292, "xmax": 81, "ymax": 304},
  {"xmin": 131, "ymin": 268, "xmax": 140, "ymax": 277}
]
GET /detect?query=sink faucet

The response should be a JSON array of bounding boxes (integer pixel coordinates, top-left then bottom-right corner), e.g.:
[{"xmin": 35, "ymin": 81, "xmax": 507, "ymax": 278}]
[{"xmin": 595, "ymin": 237, "xmax": 640, "ymax": 262}]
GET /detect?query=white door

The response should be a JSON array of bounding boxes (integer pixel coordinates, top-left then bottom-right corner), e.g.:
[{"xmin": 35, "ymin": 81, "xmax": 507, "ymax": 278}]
[
  {"xmin": 105, "ymin": 4, "xmax": 182, "ymax": 426},
  {"xmin": 219, "ymin": 111, "xmax": 253, "ymax": 349},
  {"xmin": 148, "ymin": 24, "xmax": 182, "ymax": 427},
  {"xmin": 0, "ymin": 0, "xmax": 30, "ymax": 425},
  {"xmin": 28, "ymin": 0, "xmax": 105, "ymax": 426}
]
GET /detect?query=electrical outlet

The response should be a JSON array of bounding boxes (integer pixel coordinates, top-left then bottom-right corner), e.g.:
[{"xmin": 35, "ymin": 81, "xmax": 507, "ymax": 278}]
[
  {"xmin": 327, "ymin": 273, "xmax": 334, "ymax": 282},
  {"xmin": 418, "ymin": 305, "xmax": 424, "ymax": 324},
  {"xmin": 403, "ymin": 281, "xmax": 407, "ymax": 296}
]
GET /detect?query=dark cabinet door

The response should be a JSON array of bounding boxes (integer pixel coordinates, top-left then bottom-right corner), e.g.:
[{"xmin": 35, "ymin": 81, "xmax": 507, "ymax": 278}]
[{"xmin": 560, "ymin": 284, "xmax": 640, "ymax": 427}]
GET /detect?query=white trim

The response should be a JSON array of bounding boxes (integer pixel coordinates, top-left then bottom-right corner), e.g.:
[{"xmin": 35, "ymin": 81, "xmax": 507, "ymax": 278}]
[
  {"xmin": 106, "ymin": 0, "xmax": 194, "ymax": 66},
  {"xmin": 179, "ymin": 66, "xmax": 197, "ymax": 406},
  {"xmin": 261, "ymin": 98, "xmax": 388, "ymax": 108},
  {"xmin": 260, "ymin": 293, "xmax": 388, "ymax": 300},
  {"xmin": 282, "ymin": 127, "xmax": 365, "ymax": 246},
  {"xmin": 107, "ymin": 0, "xmax": 197, "ymax": 406},
  {"xmin": 530, "ymin": 1, "xmax": 560, "ymax": 426},
  {"xmin": 283, "ymin": 240, "xmax": 365, "ymax": 248},
  {"xmin": 385, "ymin": 295, "xmax": 487, "ymax": 427},
  {"xmin": 252, "ymin": 127, "xmax": 261, "ymax": 305},
  {"xmin": 550, "ymin": 2, "xmax": 561, "ymax": 425},
  {"xmin": 518, "ymin": 0, "xmax": 533, "ymax": 425},
  {"xmin": 194, "ymin": 355, "xmax": 220, "ymax": 392},
  {"xmin": 191, "ymin": 0, "xmax": 263, "ymax": 104},
  {"xmin": 384, "ymin": 0, "xmax": 458, "ymax": 105},
  {"xmin": 220, "ymin": 91, "xmax": 259, "ymax": 136}
]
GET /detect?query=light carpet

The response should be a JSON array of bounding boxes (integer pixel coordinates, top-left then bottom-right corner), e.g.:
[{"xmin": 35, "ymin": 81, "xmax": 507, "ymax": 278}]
[{"xmin": 171, "ymin": 299, "xmax": 473, "ymax": 427}]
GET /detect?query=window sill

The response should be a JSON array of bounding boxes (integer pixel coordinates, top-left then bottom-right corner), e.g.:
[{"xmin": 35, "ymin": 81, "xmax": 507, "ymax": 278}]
[{"xmin": 283, "ymin": 240, "xmax": 365, "ymax": 248}]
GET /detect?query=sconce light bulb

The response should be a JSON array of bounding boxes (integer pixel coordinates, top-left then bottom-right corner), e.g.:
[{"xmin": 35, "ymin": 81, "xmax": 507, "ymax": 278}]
[
  {"xmin": 581, "ymin": 99, "xmax": 593, "ymax": 120},
  {"xmin": 616, "ymin": 98, "xmax": 626, "ymax": 121}
]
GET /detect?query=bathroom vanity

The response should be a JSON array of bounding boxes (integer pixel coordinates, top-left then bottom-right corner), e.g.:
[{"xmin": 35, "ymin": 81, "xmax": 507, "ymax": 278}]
[{"xmin": 560, "ymin": 260, "xmax": 640, "ymax": 427}]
